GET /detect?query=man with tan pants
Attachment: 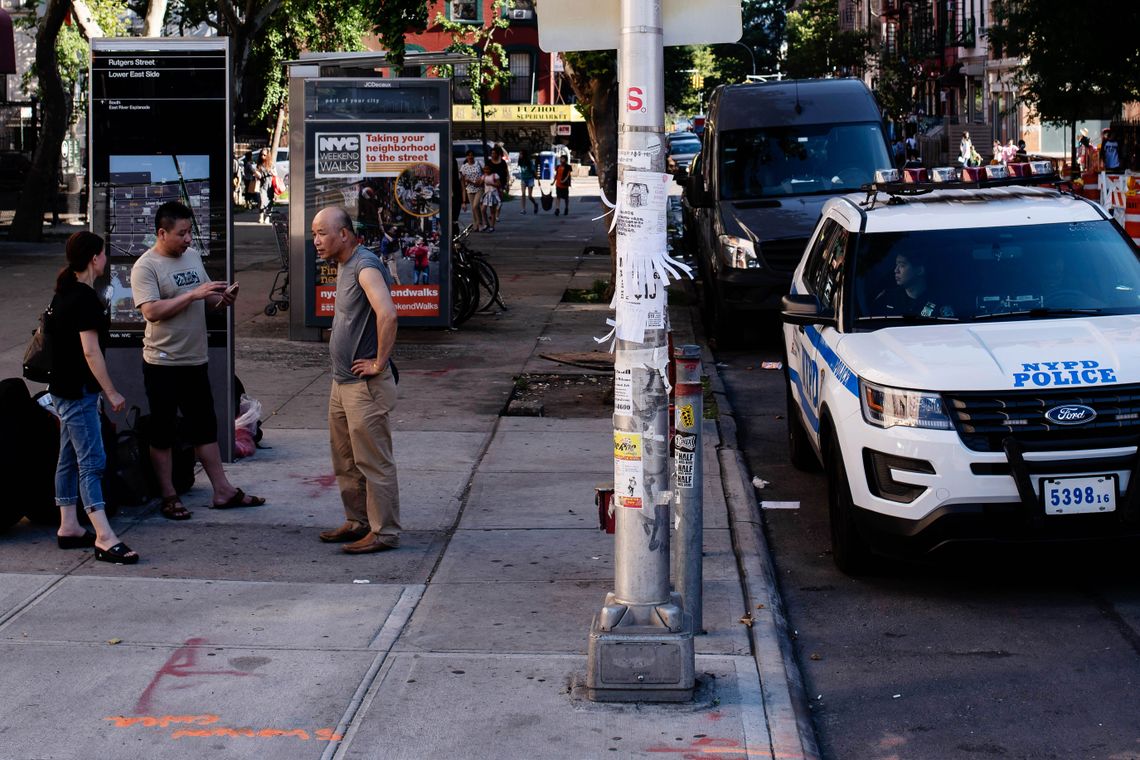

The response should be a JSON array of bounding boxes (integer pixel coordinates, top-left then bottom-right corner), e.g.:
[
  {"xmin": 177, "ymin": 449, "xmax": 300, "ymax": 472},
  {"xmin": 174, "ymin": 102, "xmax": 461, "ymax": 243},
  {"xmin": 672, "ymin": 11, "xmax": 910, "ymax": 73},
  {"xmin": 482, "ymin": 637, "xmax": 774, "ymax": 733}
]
[{"xmin": 312, "ymin": 206, "xmax": 401, "ymax": 553}]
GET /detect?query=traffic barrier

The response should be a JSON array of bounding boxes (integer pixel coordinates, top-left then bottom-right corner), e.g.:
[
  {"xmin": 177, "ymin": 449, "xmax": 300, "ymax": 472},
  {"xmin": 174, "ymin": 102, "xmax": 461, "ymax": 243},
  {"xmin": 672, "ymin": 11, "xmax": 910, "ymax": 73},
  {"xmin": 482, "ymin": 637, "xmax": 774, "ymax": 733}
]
[{"xmin": 1125, "ymin": 195, "xmax": 1140, "ymax": 245}]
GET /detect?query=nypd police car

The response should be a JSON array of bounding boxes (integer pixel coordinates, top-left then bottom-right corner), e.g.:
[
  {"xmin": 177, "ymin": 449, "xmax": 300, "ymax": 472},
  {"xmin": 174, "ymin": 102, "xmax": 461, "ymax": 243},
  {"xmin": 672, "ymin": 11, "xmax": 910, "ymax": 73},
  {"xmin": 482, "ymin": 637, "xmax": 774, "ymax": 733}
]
[{"xmin": 781, "ymin": 165, "xmax": 1140, "ymax": 573}]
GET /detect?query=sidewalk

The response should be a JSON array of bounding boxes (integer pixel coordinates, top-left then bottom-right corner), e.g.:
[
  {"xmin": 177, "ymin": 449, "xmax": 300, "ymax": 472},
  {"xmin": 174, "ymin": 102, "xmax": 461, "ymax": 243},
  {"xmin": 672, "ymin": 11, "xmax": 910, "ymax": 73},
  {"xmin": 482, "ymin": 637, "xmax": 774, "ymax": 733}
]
[{"xmin": 0, "ymin": 186, "xmax": 814, "ymax": 759}]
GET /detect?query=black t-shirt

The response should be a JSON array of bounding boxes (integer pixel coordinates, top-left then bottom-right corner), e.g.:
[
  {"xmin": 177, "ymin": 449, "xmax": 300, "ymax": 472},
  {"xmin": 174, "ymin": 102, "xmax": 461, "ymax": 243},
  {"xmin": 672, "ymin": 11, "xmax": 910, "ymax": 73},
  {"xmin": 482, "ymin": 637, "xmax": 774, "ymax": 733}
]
[
  {"xmin": 46, "ymin": 279, "xmax": 109, "ymax": 400},
  {"xmin": 488, "ymin": 157, "xmax": 509, "ymax": 188}
]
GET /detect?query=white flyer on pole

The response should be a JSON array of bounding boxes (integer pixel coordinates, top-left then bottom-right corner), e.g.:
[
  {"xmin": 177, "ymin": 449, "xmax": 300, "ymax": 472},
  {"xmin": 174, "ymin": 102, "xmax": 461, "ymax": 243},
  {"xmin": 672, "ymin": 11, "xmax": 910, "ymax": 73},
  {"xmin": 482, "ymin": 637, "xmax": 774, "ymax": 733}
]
[{"xmin": 614, "ymin": 171, "xmax": 671, "ymax": 343}]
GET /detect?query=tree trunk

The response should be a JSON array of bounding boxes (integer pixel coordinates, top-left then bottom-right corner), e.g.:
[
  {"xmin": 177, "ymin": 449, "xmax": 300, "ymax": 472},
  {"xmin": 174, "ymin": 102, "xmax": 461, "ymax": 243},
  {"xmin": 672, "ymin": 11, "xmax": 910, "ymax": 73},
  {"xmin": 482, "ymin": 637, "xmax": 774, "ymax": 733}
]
[
  {"xmin": 8, "ymin": 0, "xmax": 70, "ymax": 242},
  {"xmin": 143, "ymin": 0, "xmax": 168, "ymax": 36},
  {"xmin": 562, "ymin": 57, "xmax": 619, "ymax": 289}
]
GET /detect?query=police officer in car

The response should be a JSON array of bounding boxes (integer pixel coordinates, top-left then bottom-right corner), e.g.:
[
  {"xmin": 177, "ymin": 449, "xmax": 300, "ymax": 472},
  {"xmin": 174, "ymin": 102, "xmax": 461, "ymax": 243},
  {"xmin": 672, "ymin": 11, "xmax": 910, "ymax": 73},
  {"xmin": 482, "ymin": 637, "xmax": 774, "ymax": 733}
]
[{"xmin": 875, "ymin": 249, "xmax": 955, "ymax": 318}]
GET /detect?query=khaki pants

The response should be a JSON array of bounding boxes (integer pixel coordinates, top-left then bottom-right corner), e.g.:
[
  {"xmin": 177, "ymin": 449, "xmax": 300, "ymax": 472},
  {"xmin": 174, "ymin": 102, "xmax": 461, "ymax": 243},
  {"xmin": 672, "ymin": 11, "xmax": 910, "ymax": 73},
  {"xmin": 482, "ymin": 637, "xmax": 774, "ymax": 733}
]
[{"xmin": 328, "ymin": 370, "xmax": 401, "ymax": 537}]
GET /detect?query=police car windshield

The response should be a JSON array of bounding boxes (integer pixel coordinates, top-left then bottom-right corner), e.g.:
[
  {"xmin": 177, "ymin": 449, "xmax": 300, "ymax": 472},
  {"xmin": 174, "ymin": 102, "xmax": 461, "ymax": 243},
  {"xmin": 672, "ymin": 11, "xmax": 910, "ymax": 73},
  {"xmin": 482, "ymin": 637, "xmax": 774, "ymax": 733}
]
[
  {"xmin": 719, "ymin": 123, "xmax": 890, "ymax": 200},
  {"xmin": 853, "ymin": 221, "xmax": 1140, "ymax": 324}
]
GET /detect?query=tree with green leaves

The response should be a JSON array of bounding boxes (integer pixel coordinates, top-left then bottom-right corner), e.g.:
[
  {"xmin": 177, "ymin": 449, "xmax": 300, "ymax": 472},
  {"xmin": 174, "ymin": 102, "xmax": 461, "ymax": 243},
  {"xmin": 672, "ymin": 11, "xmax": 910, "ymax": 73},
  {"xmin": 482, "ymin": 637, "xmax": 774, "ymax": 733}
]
[
  {"xmin": 434, "ymin": 0, "xmax": 513, "ymax": 114},
  {"xmin": 783, "ymin": 0, "xmax": 873, "ymax": 79},
  {"xmin": 10, "ymin": 0, "xmax": 130, "ymax": 241},
  {"xmin": 988, "ymin": 0, "xmax": 1140, "ymax": 170}
]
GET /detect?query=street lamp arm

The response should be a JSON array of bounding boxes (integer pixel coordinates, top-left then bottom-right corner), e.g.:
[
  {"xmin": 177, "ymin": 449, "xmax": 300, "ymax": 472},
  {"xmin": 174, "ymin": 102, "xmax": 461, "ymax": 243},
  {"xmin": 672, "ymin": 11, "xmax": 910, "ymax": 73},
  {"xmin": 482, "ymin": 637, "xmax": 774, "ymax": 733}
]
[{"xmin": 731, "ymin": 41, "xmax": 756, "ymax": 76}]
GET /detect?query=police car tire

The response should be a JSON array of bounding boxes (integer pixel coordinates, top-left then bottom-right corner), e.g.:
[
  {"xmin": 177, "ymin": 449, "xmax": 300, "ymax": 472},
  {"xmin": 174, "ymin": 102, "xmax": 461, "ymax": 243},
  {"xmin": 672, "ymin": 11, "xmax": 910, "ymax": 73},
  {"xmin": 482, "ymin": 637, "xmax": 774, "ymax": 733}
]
[
  {"xmin": 785, "ymin": 378, "xmax": 819, "ymax": 472},
  {"xmin": 826, "ymin": 433, "xmax": 876, "ymax": 575}
]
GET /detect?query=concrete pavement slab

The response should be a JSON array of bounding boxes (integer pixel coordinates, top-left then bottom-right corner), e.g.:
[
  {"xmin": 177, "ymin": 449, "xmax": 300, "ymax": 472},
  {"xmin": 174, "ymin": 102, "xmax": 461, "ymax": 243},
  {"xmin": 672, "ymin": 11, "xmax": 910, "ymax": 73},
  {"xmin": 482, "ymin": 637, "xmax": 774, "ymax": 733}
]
[
  {"xmin": 497, "ymin": 416, "xmax": 613, "ymax": 434},
  {"xmin": 432, "ymin": 529, "xmax": 613, "ymax": 584},
  {"xmin": 461, "ymin": 470, "xmax": 610, "ymax": 530},
  {"xmin": 0, "ymin": 577, "xmax": 403, "ymax": 650},
  {"xmin": 0, "ymin": 573, "xmax": 61, "ymax": 621},
  {"xmin": 340, "ymin": 653, "xmax": 766, "ymax": 760},
  {"xmin": 396, "ymin": 579, "xmax": 609, "ymax": 654},
  {"xmin": 0, "ymin": 640, "xmax": 372, "ymax": 760},
  {"xmin": 67, "ymin": 524, "xmax": 446, "ymax": 585},
  {"xmin": 396, "ymin": 578, "xmax": 751, "ymax": 658},
  {"xmin": 480, "ymin": 430, "xmax": 613, "ymax": 473}
]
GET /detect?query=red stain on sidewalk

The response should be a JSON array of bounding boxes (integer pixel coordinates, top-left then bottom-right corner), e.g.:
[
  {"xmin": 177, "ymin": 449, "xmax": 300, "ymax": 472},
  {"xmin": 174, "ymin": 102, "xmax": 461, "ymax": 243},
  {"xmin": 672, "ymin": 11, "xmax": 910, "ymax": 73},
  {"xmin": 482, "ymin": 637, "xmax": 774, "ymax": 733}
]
[{"xmin": 135, "ymin": 638, "xmax": 254, "ymax": 714}]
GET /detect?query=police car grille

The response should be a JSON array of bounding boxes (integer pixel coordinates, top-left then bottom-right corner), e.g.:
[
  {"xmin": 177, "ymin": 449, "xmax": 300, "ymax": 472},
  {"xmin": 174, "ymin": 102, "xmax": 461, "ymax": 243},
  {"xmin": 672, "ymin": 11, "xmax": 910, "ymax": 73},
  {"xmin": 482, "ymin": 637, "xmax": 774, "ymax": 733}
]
[
  {"xmin": 759, "ymin": 239, "xmax": 808, "ymax": 273},
  {"xmin": 943, "ymin": 386, "xmax": 1140, "ymax": 452}
]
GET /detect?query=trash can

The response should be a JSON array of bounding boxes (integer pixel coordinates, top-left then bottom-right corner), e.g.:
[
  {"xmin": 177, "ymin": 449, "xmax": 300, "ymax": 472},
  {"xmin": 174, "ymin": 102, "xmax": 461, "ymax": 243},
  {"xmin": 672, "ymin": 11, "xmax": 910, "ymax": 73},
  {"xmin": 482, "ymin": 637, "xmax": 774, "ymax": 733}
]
[{"xmin": 538, "ymin": 151, "xmax": 555, "ymax": 181}]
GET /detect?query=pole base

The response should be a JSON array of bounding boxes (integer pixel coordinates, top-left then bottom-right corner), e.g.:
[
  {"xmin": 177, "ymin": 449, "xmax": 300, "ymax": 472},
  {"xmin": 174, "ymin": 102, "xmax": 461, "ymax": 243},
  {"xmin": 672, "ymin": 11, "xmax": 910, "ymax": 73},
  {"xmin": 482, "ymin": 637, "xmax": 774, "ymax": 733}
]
[{"xmin": 585, "ymin": 609, "xmax": 695, "ymax": 703}]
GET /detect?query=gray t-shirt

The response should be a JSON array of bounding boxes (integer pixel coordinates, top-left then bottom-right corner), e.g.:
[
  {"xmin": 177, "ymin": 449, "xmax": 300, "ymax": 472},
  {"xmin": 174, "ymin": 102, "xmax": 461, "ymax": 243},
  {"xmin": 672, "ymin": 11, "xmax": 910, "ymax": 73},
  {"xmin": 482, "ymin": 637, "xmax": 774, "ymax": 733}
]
[
  {"xmin": 130, "ymin": 247, "xmax": 209, "ymax": 366},
  {"xmin": 330, "ymin": 246, "xmax": 392, "ymax": 384}
]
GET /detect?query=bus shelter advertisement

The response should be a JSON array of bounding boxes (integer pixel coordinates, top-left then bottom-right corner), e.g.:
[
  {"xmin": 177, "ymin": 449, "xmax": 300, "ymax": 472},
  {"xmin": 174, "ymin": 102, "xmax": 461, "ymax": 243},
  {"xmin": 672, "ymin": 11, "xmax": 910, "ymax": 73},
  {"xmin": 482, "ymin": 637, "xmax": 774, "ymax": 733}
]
[{"xmin": 305, "ymin": 125, "xmax": 450, "ymax": 326}]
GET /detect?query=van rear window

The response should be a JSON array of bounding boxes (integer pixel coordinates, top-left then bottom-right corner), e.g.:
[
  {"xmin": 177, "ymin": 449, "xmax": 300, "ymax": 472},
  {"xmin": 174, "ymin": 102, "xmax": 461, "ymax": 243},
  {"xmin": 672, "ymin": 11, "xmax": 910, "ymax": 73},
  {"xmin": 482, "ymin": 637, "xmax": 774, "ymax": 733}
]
[{"xmin": 718, "ymin": 123, "xmax": 890, "ymax": 199}]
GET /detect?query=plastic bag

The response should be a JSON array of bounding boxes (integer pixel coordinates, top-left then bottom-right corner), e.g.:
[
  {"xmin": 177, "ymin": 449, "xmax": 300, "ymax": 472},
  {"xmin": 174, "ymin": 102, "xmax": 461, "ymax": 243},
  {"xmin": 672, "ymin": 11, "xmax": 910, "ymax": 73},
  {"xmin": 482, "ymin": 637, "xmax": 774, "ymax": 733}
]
[
  {"xmin": 234, "ymin": 394, "xmax": 262, "ymax": 458},
  {"xmin": 235, "ymin": 394, "xmax": 262, "ymax": 434}
]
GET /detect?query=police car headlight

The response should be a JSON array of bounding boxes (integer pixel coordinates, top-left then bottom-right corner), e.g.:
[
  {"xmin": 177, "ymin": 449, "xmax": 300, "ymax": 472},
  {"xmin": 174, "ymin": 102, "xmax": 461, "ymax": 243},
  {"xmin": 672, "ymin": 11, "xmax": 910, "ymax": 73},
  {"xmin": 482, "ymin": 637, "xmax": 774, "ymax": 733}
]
[
  {"xmin": 719, "ymin": 235, "xmax": 758, "ymax": 269},
  {"xmin": 860, "ymin": 380, "xmax": 952, "ymax": 430}
]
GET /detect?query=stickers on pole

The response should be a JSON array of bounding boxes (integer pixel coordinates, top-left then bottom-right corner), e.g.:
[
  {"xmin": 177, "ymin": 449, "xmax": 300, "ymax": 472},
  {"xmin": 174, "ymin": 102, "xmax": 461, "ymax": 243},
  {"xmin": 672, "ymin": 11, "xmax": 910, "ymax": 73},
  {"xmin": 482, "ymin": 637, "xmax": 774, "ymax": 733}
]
[
  {"xmin": 673, "ymin": 430, "xmax": 696, "ymax": 491},
  {"xmin": 614, "ymin": 364, "xmax": 633, "ymax": 419},
  {"xmin": 614, "ymin": 431, "xmax": 644, "ymax": 509}
]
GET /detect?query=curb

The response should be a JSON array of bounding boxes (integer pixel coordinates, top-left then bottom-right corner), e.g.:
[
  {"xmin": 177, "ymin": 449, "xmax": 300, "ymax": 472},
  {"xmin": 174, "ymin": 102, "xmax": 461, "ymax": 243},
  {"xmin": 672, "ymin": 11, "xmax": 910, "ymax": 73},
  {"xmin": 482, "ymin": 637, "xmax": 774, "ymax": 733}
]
[{"xmin": 697, "ymin": 321, "xmax": 821, "ymax": 760}]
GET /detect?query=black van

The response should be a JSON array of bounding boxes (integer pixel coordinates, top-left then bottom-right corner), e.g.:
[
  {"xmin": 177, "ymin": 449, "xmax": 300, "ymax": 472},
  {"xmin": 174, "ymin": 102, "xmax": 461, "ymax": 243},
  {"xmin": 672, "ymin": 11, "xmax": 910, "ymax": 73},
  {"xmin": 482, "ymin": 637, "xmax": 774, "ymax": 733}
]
[{"xmin": 680, "ymin": 78, "xmax": 891, "ymax": 342}]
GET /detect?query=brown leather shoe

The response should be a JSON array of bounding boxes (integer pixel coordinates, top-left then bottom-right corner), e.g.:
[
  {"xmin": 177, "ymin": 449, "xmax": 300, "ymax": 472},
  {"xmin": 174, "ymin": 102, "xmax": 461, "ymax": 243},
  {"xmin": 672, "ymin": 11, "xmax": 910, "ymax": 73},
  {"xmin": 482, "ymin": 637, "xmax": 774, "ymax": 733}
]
[
  {"xmin": 343, "ymin": 532, "xmax": 400, "ymax": 554},
  {"xmin": 319, "ymin": 522, "xmax": 369, "ymax": 543}
]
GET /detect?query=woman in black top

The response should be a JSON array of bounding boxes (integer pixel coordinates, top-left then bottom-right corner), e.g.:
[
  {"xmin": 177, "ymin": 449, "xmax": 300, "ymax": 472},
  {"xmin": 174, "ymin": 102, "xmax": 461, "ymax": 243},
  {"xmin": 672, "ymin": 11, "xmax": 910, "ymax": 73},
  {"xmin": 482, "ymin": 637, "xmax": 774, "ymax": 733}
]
[{"xmin": 48, "ymin": 231, "xmax": 138, "ymax": 564}]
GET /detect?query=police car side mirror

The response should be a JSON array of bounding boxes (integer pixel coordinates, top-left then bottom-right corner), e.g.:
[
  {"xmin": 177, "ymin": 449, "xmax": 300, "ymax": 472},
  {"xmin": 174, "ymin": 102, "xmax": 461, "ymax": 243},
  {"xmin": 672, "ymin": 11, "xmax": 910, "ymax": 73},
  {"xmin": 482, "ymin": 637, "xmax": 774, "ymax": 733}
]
[{"xmin": 781, "ymin": 294, "xmax": 837, "ymax": 328}]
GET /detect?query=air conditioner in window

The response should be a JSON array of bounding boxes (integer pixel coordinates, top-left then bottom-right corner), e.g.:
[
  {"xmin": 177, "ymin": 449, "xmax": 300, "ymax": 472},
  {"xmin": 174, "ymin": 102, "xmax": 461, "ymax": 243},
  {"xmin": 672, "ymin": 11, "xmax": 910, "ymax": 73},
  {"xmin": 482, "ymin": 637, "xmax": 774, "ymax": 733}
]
[{"xmin": 510, "ymin": 8, "xmax": 535, "ymax": 19}]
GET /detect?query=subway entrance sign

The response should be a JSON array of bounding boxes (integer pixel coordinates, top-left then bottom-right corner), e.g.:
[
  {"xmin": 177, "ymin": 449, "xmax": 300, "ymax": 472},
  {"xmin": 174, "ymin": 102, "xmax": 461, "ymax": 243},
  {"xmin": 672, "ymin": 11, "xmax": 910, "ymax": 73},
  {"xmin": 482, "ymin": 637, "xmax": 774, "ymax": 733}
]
[{"xmin": 298, "ymin": 78, "xmax": 452, "ymax": 329}]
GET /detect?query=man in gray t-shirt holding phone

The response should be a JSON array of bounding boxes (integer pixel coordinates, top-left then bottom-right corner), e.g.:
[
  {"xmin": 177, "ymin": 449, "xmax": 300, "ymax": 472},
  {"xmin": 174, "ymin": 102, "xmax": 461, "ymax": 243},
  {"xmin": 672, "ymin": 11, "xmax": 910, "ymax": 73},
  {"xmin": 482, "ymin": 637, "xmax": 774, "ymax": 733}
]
[{"xmin": 311, "ymin": 206, "xmax": 401, "ymax": 553}]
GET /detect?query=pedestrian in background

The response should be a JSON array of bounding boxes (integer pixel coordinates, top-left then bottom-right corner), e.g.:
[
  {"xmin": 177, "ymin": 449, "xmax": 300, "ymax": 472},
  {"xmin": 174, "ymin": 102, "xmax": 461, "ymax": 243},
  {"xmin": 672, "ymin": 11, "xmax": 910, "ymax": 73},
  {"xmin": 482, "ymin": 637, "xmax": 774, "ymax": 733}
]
[
  {"xmin": 458, "ymin": 150, "xmax": 484, "ymax": 230},
  {"xmin": 48, "ymin": 231, "xmax": 138, "ymax": 564},
  {"xmin": 407, "ymin": 235, "xmax": 431, "ymax": 284},
  {"xmin": 256, "ymin": 148, "xmax": 277, "ymax": 224},
  {"xmin": 481, "ymin": 163, "xmax": 501, "ymax": 232},
  {"xmin": 379, "ymin": 226, "xmax": 401, "ymax": 285},
  {"xmin": 487, "ymin": 146, "xmax": 510, "ymax": 202},
  {"xmin": 311, "ymin": 206, "xmax": 402, "ymax": 554},
  {"xmin": 553, "ymin": 154, "xmax": 573, "ymax": 216},
  {"xmin": 131, "ymin": 201, "xmax": 265, "ymax": 520},
  {"xmin": 1101, "ymin": 128, "xmax": 1122, "ymax": 172},
  {"xmin": 517, "ymin": 149, "xmax": 538, "ymax": 214}
]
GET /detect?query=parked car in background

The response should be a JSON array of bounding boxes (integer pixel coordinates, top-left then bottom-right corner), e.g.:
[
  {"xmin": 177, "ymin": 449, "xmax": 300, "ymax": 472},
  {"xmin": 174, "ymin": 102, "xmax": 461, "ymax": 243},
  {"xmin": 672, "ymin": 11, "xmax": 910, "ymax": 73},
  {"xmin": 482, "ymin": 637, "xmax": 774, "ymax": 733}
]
[
  {"xmin": 666, "ymin": 133, "xmax": 701, "ymax": 175},
  {"xmin": 680, "ymin": 78, "xmax": 892, "ymax": 344}
]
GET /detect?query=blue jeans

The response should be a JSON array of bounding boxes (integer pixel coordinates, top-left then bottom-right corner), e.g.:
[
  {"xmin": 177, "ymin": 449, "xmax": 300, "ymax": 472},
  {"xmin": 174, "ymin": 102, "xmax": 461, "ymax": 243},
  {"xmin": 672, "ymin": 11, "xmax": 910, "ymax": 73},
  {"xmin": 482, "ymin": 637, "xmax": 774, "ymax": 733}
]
[{"xmin": 53, "ymin": 392, "xmax": 107, "ymax": 513}]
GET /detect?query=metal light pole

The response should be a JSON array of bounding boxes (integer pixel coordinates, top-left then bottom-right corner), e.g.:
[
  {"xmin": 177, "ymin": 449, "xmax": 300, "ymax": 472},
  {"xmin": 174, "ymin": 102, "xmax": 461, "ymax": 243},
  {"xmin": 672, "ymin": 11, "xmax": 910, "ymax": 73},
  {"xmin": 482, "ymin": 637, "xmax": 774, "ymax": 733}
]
[
  {"xmin": 731, "ymin": 41, "xmax": 756, "ymax": 77},
  {"xmin": 586, "ymin": 0, "xmax": 695, "ymax": 703},
  {"xmin": 672, "ymin": 345, "xmax": 704, "ymax": 632}
]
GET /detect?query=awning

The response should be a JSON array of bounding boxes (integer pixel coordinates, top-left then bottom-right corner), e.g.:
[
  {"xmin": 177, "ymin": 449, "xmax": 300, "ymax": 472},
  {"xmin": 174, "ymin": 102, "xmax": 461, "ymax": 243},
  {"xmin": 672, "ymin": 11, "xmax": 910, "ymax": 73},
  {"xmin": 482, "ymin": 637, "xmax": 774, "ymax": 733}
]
[{"xmin": 0, "ymin": 8, "xmax": 16, "ymax": 75}]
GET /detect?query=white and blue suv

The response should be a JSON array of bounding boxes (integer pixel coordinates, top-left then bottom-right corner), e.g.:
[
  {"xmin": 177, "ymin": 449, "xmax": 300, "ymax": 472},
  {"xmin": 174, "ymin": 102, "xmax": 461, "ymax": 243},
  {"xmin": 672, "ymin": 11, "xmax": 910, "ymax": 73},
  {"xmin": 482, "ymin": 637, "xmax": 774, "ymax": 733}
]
[{"xmin": 782, "ymin": 168, "xmax": 1140, "ymax": 573}]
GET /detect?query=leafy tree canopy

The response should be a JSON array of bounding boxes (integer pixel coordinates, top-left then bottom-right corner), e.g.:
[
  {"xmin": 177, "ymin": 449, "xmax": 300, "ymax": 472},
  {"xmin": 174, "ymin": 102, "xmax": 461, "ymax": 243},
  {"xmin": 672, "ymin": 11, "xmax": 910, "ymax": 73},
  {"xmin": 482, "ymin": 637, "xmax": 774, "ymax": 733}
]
[
  {"xmin": 988, "ymin": 0, "xmax": 1140, "ymax": 125},
  {"xmin": 783, "ymin": 0, "xmax": 872, "ymax": 79}
]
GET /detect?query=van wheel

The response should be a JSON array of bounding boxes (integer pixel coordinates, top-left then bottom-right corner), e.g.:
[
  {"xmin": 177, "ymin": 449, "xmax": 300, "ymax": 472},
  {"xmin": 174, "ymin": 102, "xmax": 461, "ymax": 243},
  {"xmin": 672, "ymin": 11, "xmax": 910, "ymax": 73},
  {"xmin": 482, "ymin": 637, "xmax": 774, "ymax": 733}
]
[
  {"xmin": 826, "ymin": 433, "xmax": 876, "ymax": 575},
  {"xmin": 785, "ymin": 377, "xmax": 818, "ymax": 471}
]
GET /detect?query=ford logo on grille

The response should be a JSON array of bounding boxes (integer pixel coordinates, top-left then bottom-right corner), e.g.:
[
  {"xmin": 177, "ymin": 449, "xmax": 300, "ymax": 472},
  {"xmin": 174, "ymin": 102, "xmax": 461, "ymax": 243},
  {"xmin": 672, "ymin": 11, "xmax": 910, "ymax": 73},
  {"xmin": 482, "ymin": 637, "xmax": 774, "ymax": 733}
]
[{"xmin": 1045, "ymin": 404, "xmax": 1097, "ymax": 425}]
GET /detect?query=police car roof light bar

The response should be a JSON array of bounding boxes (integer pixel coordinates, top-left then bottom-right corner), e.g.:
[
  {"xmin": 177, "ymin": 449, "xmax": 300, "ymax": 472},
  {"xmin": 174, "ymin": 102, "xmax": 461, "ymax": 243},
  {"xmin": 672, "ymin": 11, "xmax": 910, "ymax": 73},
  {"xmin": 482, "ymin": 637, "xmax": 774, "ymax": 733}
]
[{"xmin": 862, "ymin": 164, "xmax": 1063, "ymax": 208}]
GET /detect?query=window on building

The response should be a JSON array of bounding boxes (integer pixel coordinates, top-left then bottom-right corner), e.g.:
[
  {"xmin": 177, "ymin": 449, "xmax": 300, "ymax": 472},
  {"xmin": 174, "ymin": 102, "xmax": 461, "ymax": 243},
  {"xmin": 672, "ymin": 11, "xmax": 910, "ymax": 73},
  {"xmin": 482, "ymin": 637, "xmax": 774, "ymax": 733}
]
[
  {"xmin": 453, "ymin": 63, "xmax": 473, "ymax": 104},
  {"xmin": 507, "ymin": 51, "xmax": 533, "ymax": 103},
  {"xmin": 449, "ymin": 0, "xmax": 481, "ymax": 22}
]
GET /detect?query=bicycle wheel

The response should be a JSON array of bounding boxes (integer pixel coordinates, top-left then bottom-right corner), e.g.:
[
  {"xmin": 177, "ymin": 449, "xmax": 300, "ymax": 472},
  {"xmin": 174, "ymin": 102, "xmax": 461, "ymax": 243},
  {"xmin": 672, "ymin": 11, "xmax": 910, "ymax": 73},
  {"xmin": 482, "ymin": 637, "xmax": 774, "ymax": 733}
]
[
  {"xmin": 451, "ymin": 269, "xmax": 479, "ymax": 326},
  {"xmin": 475, "ymin": 258, "xmax": 501, "ymax": 311}
]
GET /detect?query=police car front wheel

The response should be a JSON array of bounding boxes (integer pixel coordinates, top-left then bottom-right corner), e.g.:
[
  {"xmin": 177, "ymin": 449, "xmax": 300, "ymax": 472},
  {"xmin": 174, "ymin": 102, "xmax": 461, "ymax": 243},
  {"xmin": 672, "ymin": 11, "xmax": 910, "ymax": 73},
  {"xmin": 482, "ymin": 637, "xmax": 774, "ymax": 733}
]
[{"xmin": 826, "ymin": 434, "xmax": 876, "ymax": 575}]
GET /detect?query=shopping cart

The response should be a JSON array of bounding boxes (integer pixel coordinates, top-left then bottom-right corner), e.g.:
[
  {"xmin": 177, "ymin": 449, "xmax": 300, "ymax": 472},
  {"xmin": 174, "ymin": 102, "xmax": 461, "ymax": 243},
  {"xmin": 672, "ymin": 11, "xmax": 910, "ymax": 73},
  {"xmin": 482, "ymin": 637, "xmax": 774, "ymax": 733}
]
[{"xmin": 264, "ymin": 209, "xmax": 289, "ymax": 316}]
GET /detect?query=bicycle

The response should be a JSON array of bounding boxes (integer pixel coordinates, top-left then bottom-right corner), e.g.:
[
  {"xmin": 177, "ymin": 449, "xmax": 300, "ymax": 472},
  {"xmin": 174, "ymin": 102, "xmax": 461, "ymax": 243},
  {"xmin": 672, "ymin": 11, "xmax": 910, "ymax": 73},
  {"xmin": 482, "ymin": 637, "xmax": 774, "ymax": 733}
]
[{"xmin": 451, "ymin": 225, "xmax": 506, "ymax": 325}]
